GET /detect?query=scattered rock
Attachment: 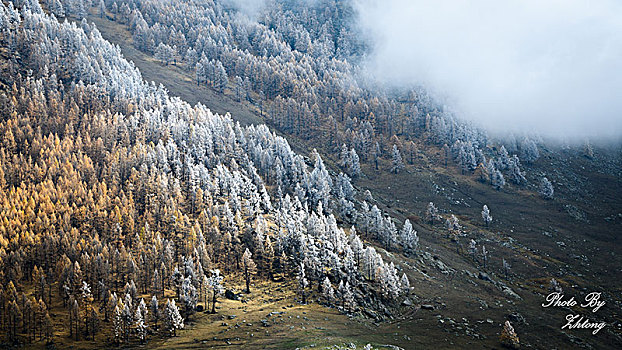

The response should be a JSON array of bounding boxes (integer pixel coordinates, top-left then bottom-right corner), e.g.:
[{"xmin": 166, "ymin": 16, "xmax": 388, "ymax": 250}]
[
  {"xmin": 478, "ymin": 272, "xmax": 492, "ymax": 282},
  {"xmin": 501, "ymin": 286, "xmax": 522, "ymax": 300},
  {"xmin": 565, "ymin": 204, "xmax": 589, "ymax": 223},
  {"xmin": 507, "ymin": 312, "xmax": 526, "ymax": 324},
  {"xmin": 463, "ymin": 270, "xmax": 477, "ymax": 279},
  {"xmin": 421, "ymin": 304, "xmax": 434, "ymax": 310},
  {"xmin": 402, "ymin": 298, "xmax": 413, "ymax": 306}
]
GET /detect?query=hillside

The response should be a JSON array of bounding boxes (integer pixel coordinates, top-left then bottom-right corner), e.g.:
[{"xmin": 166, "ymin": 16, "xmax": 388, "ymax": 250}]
[
  {"xmin": 81, "ymin": 4, "xmax": 622, "ymax": 349},
  {"xmin": 0, "ymin": 1, "xmax": 621, "ymax": 350}
]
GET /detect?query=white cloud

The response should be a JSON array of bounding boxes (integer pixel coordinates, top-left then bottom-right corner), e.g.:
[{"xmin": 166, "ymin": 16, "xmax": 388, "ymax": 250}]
[
  {"xmin": 355, "ymin": 0, "xmax": 622, "ymax": 141},
  {"xmin": 223, "ymin": 0, "xmax": 267, "ymax": 20}
]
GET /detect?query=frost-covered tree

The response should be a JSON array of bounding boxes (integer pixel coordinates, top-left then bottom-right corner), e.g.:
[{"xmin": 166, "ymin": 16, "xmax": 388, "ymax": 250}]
[
  {"xmin": 163, "ymin": 299, "xmax": 184, "ymax": 336},
  {"xmin": 485, "ymin": 159, "xmax": 496, "ymax": 185},
  {"xmin": 481, "ymin": 205, "xmax": 492, "ymax": 227},
  {"xmin": 503, "ymin": 258, "xmax": 511, "ymax": 279},
  {"xmin": 155, "ymin": 43, "xmax": 175, "ymax": 65},
  {"xmin": 482, "ymin": 245, "xmax": 489, "ymax": 269},
  {"xmin": 381, "ymin": 217, "xmax": 398, "ymax": 250},
  {"xmin": 297, "ymin": 263, "xmax": 309, "ymax": 304},
  {"xmin": 468, "ymin": 239, "xmax": 477, "ymax": 261},
  {"xmin": 207, "ymin": 270, "xmax": 224, "ymax": 314},
  {"xmin": 520, "ymin": 138, "xmax": 540, "ymax": 163},
  {"xmin": 347, "ymin": 149, "xmax": 361, "ymax": 178},
  {"xmin": 372, "ymin": 142, "xmax": 381, "ymax": 170},
  {"xmin": 234, "ymin": 76, "xmax": 245, "ymax": 101},
  {"xmin": 322, "ymin": 277, "xmax": 335, "ymax": 304},
  {"xmin": 113, "ymin": 304, "xmax": 123, "ymax": 344},
  {"xmin": 379, "ymin": 262, "xmax": 401, "ymax": 300},
  {"xmin": 308, "ymin": 150, "xmax": 333, "ymax": 208},
  {"xmin": 492, "ymin": 169, "xmax": 506, "ymax": 190},
  {"xmin": 214, "ymin": 61, "xmax": 228, "ymax": 93},
  {"xmin": 400, "ymin": 273, "xmax": 410, "ymax": 295},
  {"xmin": 458, "ymin": 145, "xmax": 477, "ymax": 174},
  {"xmin": 445, "ymin": 214, "xmax": 461, "ymax": 235},
  {"xmin": 241, "ymin": 248, "xmax": 257, "ymax": 293},
  {"xmin": 584, "ymin": 141, "xmax": 594, "ymax": 159},
  {"xmin": 399, "ymin": 219, "xmax": 419, "ymax": 255},
  {"xmin": 425, "ymin": 202, "xmax": 440, "ymax": 224},
  {"xmin": 136, "ymin": 298, "xmax": 148, "ymax": 324},
  {"xmin": 391, "ymin": 145, "xmax": 405, "ymax": 174},
  {"xmin": 81, "ymin": 280, "xmax": 92, "ymax": 302},
  {"xmin": 150, "ymin": 296, "xmax": 160, "ymax": 331},
  {"xmin": 179, "ymin": 277, "xmax": 197, "ymax": 318},
  {"xmin": 171, "ymin": 267, "xmax": 183, "ymax": 299},
  {"xmin": 496, "ymin": 145, "xmax": 510, "ymax": 170},
  {"xmin": 549, "ymin": 278, "xmax": 562, "ymax": 293},
  {"xmin": 121, "ymin": 301, "xmax": 133, "ymax": 342},
  {"xmin": 337, "ymin": 280, "xmax": 355, "ymax": 312},
  {"xmin": 134, "ymin": 305, "xmax": 148, "ymax": 343},
  {"xmin": 507, "ymin": 155, "xmax": 527, "ymax": 185},
  {"xmin": 49, "ymin": 0, "xmax": 64, "ymax": 17},
  {"xmin": 99, "ymin": 0, "xmax": 106, "ymax": 18},
  {"xmin": 339, "ymin": 144, "xmax": 349, "ymax": 167},
  {"xmin": 539, "ymin": 177, "xmax": 554, "ymax": 199},
  {"xmin": 349, "ymin": 230, "xmax": 364, "ymax": 265}
]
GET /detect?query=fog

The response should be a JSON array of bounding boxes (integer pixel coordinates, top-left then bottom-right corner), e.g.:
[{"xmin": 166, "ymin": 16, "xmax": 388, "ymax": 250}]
[
  {"xmin": 354, "ymin": 0, "xmax": 622, "ymax": 141},
  {"xmin": 223, "ymin": 0, "xmax": 266, "ymax": 20}
]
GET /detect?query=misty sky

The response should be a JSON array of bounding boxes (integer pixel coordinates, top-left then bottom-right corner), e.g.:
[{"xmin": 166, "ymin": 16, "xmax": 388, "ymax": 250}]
[{"xmin": 355, "ymin": 0, "xmax": 622, "ymax": 141}]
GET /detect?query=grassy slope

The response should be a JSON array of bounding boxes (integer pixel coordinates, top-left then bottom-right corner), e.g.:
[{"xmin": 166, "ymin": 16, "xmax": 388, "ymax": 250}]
[
  {"xmin": 89, "ymin": 14, "xmax": 263, "ymax": 127},
  {"xmin": 78, "ymin": 9, "xmax": 622, "ymax": 349}
]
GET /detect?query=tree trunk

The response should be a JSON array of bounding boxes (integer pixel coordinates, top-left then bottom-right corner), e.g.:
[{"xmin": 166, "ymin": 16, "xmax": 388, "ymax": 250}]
[
  {"xmin": 211, "ymin": 292, "xmax": 216, "ymax": 314},
  {"xmin": 245, "ymin": 270, "xmax": 250, "ymax": 293}
]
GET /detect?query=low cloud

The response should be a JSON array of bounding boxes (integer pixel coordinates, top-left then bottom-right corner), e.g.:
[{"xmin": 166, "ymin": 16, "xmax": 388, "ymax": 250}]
[
  {"xmin": 223, "ymin": 0, "xmax": 266, "ymax": 20},
  {"xmin": 355, "ymin": 0, "xmax": 622, "ymax": 141}
]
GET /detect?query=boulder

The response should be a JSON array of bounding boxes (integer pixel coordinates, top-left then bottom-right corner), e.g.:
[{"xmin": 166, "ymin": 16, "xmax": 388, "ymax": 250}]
[{"xmin": 225, "ymin": 289, "xmax": 240, "ymax": 300}]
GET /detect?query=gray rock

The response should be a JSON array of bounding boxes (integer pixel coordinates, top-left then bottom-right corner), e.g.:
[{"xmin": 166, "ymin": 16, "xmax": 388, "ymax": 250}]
[
  {"xmin": 502, "ymin": 286, "xmax": 522, "ymax": 300},
  {"xmin": 507, "ymin": 311, "xmax": 526, "ymax": 324},
  {"xmin": 478, "ymin": 272, "xmax": 492, "ymax": 282}
]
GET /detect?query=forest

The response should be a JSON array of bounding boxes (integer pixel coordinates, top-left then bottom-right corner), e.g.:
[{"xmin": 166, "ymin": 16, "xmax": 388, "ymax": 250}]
[
  {"xmin": 1, "ymin": 0, "xmax": 621, "ymax": 349},
  {"xmin": 0, "ymin": 0, "xmax": 417, "ymax": 346}
]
